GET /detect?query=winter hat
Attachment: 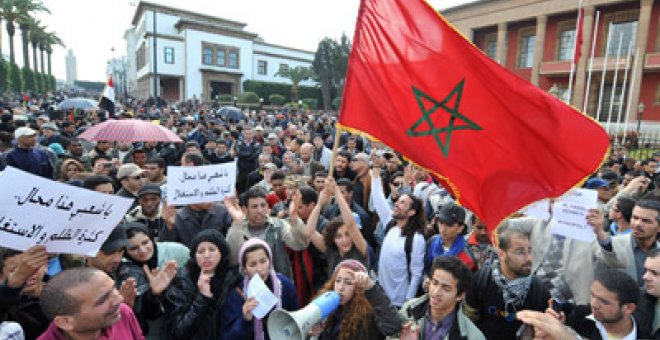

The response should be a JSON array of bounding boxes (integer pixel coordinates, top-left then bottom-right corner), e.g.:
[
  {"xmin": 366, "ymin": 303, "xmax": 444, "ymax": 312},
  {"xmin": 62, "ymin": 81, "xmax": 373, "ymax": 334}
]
[
  {"xmin": 333, "ymin": 259, "xmax": 368, "ymax": 276},
  {"xmin": 189, "ymin": 229, "xmax": 229, "ymax": 260}
]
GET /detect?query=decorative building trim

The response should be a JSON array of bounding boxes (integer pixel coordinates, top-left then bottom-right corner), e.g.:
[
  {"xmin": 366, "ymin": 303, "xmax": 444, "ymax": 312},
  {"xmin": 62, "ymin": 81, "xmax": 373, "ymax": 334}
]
[{"xmin": 253, "ymin": 50, "xmax": 313, "ymax": 63}]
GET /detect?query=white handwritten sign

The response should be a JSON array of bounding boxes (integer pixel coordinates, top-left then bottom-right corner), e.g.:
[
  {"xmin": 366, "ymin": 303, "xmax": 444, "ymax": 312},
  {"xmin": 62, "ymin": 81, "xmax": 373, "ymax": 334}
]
[
  {"xmin": 522, "ymin": 199, "xmax": 551, "ymax": 221},
  {"xmin": 0, "ymin": 167, "xmax": 133, "ymax": 256},
  {"xmin": 548, "ymin": 188, "xmax": 598, "ymax": 242},
  {"xmin": 166, "ymin": 162, "xmax": 236, "ymax": 205}
]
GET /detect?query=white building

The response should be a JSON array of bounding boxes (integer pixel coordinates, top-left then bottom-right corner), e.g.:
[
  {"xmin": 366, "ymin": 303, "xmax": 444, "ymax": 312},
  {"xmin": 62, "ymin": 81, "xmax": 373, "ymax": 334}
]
[
  {"xmin": 126, "ymin": 1, "xmax": 316, "ymax": 102},
  {"xmin": 65, "ymin": 49, "xmax": 76, "ymax": 86}
]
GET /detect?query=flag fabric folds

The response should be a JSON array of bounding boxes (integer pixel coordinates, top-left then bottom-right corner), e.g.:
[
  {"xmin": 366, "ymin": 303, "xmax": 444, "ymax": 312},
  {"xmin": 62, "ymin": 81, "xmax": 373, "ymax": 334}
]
[
  {"xmin": 339, "ymin": 0, "xmax": 610, "ymax": 231},
  {"xmin": 99, "ymin": 76, "xmax": 115, "ymax": 118}
]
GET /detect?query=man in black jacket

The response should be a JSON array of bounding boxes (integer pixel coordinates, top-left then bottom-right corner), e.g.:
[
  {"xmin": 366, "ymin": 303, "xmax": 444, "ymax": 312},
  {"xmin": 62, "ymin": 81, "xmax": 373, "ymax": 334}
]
[
  {"xmin": 634, "ymin": 248, "xmax": 660, "ymax": 339},
  {"xmin": 563, "ymin": 268, "xmax": 639, "ymax": 340},
  {"xmin": 463, "ymin": 220, "xmax": 550, "ymax": 339}
]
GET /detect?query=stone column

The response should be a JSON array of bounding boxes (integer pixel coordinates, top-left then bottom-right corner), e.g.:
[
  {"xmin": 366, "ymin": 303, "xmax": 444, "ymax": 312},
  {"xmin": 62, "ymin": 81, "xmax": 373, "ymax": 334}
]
[
  {"xmin": 496, "ymin": 22, "xmax": 508, "ymax": 65},
  {"xmin": 572, "ymin": 5, "xmax": 595, "ymax": 109},
  {"xmin": 532, "ymin": 15, "xmax": 547, "ymax": 86},
  {"xmin": 626, "ymin": 0, "xmax": 654, "ymax": 122}
]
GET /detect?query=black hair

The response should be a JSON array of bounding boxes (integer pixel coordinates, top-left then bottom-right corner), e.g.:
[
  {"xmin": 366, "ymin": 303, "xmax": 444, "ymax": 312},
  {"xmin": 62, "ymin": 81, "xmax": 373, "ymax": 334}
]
[
  {"xmin": 186, "ymin": 229, "xmax": 231, "ymax": 298},
  {"xmin": 336, "ymin": 178, "xmax": 353, "ymax": 192},
  {"xmin": 615, "ymin": 197, "xmax": 637, "ymax": 223},
  {"xmin": 314, "ymin": 171, "xmax": 328, "ymax": 178},
  {"xmin": 182, "ymin": 152, "xmax": 206, "ymax": 166},
  {"xmin": 636, "ymin": 199, "xmax": 660, "ymax": 224},
  {"xmin": 271, "ymin": 171, "xmax": 286, "ymax": 182},
  {"xmin": 82, "ymin": 175, "xmax": 114, "ymax": 191},
  {"xmin": 242, "ymin": 186, "xmax": 268, "ymax": 207},
  {"xmin": 399, "ymin": 194, "xmax": 426, "ymax": 238},
  {"xmin": 298, "ymin": 186, "xmax": 318, "ymax": 205},
  {"xmin": 185, "ymin": 140, "xmax": 200, "ymax": 149},
  {"xmin": 430, "ymin": 257, "xmax": 472, "ymax": 295},
  {"xmin": 40, "ymin": 267, "xmax": 101, "ymax": 319},
  {"xmin": 146, "ymin": 156, "xmax": 166, "ymax": 169},
  {"xmin": 124, "ymin": 223, "xmax": 158, "ymax": 269},
  {"xmin": 593, "ymin": 268, "xmax": 640, "ymax": 306},
  {"xmin": 90, "ymin": 154, "xmax": 111, "ymax": 167},
  {"xmin": 336, "ymin": 150, "xmax": 351, "ymax": 162},
  {"xmin": 0, "ymin": 247, "xmax": 21, "ymax": 274},
  {"xmin": 241, "ymin": 243, "xmax": 271, "ymax": 269}
]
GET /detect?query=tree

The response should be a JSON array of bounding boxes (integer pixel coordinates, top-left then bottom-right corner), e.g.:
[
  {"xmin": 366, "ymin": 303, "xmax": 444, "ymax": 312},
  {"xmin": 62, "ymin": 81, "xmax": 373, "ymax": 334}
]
[
  {"xmin": 275, "ymin": 65, "xmax": 312, "ymax": 102},
  {"xmin": 0, "ymin": 0, "xmax": 49, "ymax": 67},
  {"xmin": 43, "ymin": 30, "xmax": 63, "ymax": 76},
  {"xmin": 312, "ymin": 35, "xmax": 351, "ymax": 110}
]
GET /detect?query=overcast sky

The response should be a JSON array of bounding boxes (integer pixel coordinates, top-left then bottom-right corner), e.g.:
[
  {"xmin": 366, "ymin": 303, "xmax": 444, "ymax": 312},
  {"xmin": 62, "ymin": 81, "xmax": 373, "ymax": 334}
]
[{"xmin": 8, "ymin": 0, "xmax": 477, "ymax": 82}]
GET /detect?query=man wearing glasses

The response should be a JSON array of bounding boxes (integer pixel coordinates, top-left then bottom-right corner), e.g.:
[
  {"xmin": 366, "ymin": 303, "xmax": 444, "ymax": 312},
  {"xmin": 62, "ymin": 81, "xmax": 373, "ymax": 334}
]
[
  {"xmin": 115, "ymin": 163, "xmax": 146, "ymax": 210},
  {"xmin": 463, "ymin": 220, "xmax": 550, "ymax": 340}
]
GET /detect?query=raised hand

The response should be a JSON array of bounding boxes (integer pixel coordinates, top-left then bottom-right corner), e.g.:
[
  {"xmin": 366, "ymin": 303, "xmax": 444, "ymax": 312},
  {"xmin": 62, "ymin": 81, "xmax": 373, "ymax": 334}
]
[
  {"xmin": 144, "ymin": 260, "xmax": 178, "ymax": 295},
  {"xmin": 197, "ymin": 272, "xmax": 213, "ymax": 298},
  {"xmin": 119, "ymin": 278, "xmax": 137, "ymax": 308},
  {"xmin": 7, "ymin": 245, "xmax": 49, "ymax": 289},
  {"xmin": 353, "ymin": 271, "xmax": 375, "ymax": 291},
  {"xmin": 224, "ymin": 196, "xmax": 245, "ymax": 222}
]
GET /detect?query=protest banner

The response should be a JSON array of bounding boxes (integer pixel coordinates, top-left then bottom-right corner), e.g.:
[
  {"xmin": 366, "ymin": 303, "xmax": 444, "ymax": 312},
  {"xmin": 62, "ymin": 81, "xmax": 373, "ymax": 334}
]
[
  {"xmin": 548, "ymin": 188, "xmax": 598, "ymax": 242},
  {"xmin": 166, "ymin": 162, "xmax": 236, "ymax": 205},
  {"xmin": 0, "ymin": 167, "xmax": 133, "ymax": 256},
  {"xmin": 522, "ymin": 199, "xmax": 551, "ymax": 222}
]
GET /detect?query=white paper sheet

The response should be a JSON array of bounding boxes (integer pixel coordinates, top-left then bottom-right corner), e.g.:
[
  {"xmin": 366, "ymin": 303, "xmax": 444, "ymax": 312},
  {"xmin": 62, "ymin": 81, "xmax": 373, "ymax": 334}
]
[
  {"xmin": 548, "ymin": 188, "xmax": 598, "ymax": 242},
  {"xmin": 246, "ymin": 274, "xmax": 278, "ymax": 319}
]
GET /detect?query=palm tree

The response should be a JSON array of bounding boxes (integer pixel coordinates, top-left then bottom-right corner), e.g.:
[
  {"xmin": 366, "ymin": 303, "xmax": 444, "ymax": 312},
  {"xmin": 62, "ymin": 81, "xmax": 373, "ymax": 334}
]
[
  {"xmin": 275, "ymin": 65, "xmax": 313, "ymax": 101},
  {"xmin": 0, "ymin": 0, "xmax": 24, "ymax": 64},
  {"xmin": 16, "ymin": 0, "xmax": 49, "ymax": 69},
  {"xmin": 27, "ymin": 16, "xmax": 42, "ymax": 72},
  {"xmin": 43, "ymin": 30, "xmax": 62, "ymax": 76}
]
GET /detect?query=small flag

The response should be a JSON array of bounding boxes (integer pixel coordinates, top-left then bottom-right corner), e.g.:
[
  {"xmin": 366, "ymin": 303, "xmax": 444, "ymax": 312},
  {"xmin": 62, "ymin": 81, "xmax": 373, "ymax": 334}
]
[
  {"xmin": 574, "ymin": 7, "xmax": 584, "ymax": 63},
  {"xmin": 99, "ymin": 76, "xmax": 115, "ymax": 119},
  {"xmin": 339, "ymin": 0, "xmax": 609, "ymax": 231}
]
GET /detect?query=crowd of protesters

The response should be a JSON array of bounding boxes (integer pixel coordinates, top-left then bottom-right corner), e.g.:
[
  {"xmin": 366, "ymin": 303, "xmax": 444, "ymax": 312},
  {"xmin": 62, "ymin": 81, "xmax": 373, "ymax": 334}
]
[{"xmin": 1, "ymin": 92, "xmax": 660, "ymax": 339}]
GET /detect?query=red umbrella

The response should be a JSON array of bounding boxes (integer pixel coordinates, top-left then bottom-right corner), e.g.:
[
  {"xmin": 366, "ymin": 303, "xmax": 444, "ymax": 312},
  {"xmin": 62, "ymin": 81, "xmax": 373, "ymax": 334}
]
[{"xmin": 78, "ymin": 119, "xmax": 183, "ymax": 142}]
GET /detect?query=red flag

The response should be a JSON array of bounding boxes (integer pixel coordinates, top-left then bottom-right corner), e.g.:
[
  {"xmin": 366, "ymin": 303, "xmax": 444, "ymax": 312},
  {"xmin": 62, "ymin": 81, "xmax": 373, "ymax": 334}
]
[
  {"xmin": 339, "ymin": 0, "xmax": 609, "ymax": 231},
  {"xmin": 574, "ymin": 7, "xmax": 583, "ymax": 63}
]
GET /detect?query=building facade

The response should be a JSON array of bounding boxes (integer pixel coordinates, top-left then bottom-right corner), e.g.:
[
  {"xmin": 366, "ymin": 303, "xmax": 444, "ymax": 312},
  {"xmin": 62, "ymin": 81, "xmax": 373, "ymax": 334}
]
[
  {"xmin": 65, "ymin": 49, "xmax": 76, "ymax": 86},
  {"xmin": 125, "ymin": 1, "xmax": 315, "ymax": 102},
  {"xmin": 443, "ymin": 0, "xmax": 660, "ymax": 126}
]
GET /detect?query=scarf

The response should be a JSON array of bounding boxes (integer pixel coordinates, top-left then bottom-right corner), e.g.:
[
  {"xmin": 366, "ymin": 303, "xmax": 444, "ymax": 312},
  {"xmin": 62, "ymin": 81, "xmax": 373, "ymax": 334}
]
[
  {"xmin": 242, "ymin": 272, "xmax": 282, "ymax": 340},
  {"xmin": 491, "ymin": 259, "xmax": 532, "ymax": 314}
]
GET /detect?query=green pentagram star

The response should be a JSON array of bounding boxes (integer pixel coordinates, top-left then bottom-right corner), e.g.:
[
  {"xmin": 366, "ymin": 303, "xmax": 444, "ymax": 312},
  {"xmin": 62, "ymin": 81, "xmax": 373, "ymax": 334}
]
[{"xmin": 406, "ymin": 79, "xmax": 482, "ymax": 157}]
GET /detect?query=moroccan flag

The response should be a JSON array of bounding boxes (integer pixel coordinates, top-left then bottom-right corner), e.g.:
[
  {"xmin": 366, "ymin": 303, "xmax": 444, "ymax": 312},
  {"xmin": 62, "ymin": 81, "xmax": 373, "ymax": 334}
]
[
  {"xmin": 99, "ymin": 76, "xmax": 115, "ymax": 118},
  {"xmin": 574, "ymin": 6, "xmax": 583, "ymax": 63},
  {"xmin": 339, "ymin": 0, "xmax": 609, "ymax": 231}
]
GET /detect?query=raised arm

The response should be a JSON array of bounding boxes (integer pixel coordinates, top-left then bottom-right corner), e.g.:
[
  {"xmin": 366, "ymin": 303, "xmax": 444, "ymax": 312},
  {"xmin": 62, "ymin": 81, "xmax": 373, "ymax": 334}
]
[
  {"xmin": 371, "ymin": 167, "xmax": 393, "ymax": 227},
  {"xmin": 332, "ymin": 177, "xmax": 368, "ymax": 257},
  {"xmin": 304, "ymin": 185, "xmax": 332, "ymax": 253}
]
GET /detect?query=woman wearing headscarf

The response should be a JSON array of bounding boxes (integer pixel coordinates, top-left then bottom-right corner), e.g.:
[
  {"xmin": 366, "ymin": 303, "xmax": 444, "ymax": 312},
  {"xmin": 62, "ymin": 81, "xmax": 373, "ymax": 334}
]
[
  {"xmin": 163, "ymin": 229, "xmax": 240, "ymax": 340},
  {"xmin": 117, "ymin": 222, "xmax": 189, "ymax": 338},
  {"xmin": 220, "ymin": 238, "xmax": 299, "ymax": 340}
]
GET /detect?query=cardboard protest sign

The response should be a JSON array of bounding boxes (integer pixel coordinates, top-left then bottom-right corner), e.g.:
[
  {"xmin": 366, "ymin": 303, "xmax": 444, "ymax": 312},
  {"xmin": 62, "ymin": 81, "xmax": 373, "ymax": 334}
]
[
  {"xmin": 166, "ymin": 162, "xmax": 236, "ymax": 205},
  {"xmin": 0, "ymin": 167, "xmax": 133, "ymax": 256}
]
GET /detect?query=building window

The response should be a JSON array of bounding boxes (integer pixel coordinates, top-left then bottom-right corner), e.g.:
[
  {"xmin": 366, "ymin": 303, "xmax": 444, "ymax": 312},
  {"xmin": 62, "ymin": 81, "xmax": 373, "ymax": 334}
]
[
  {"xmin": 606, "ymin": 21, "xmax": 637, "ymax": 56},
  {"xmin": 136, "ymin": 43, "xmax": 146, "ymax": 70},
  {"xmin": 258, "ymin": 60, "xmax": 267, "ymax": 75},
  {"xmin": 278, "ymin": 63, "xmax": 289, "ymax": 75},
  {"xmin": 228, "ymin": 51, "xmax": 238, "ymax": 68},
  {"xmin": 164, "ymin": 47, "xmax": 174, "ymax": 64},
  {"xmin": 599, "ymin": 84, "xmax": 625, "ymax": 122},
  {"xmin": 558, "ymin": 29, "xmax": 576, "ymax": 61},
  {"xmin": 518, "ymin": 32, "xmax": 536, "ymax": 68},
  {"xmin": 485, "ymin": 40, "xmax": 497, "ymax": 59},
  {"xmin": 216, "ymin": 50, "xmax": 225, "ymax": 66},
  {"xmin": 203, "ymin": 47, "xmax": 213, "ymax": 65}
]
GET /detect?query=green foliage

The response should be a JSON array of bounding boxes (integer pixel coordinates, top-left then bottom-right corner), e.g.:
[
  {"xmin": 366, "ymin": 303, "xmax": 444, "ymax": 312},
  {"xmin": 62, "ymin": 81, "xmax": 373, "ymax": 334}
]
[
  {"xmin": 301, "ymin": 98, "xmax": 318, "ymax": 109},
  {"xmin": 274, "ymin": 66, "xmax": 313, "ymax": 101},
  {"xmin": 332, "ymin": 97, "xmax": 342, "ymax": 110},
  {"xmin": 8, "ymin": 62, "xmax": 22, "ymax": 92},
  {"xmin": 239, "ymin": 91, "xmax": 260, "ymax": 104},
  {"xmin": 268, "ymin": 94, "xmax": 285, "ymax": 106},
  {"xmin": 34, "ymin": 72, "xmax": 41, "ymax": 93},
  {"xmin": 0, "ymin": 59, "xmax": 8, "ymax": 93},
  {"xmin": 74, "ymin": 80, "xmax": 104, "ymax": 92},
  {"xmin": 284, "ymin": 102, "xmax": 308, "ymax": 111},
  {"xmin": 243, "ymin": 80, "xmax": 321, "ymax": 103},
  {"xmin": 49, "ymin": 75, "xmax": 55, "ymax": 91},
  {"xmin": 21, "ymin": 66, "xmax": 33, "ymax": 91},
  {"xmin": 313, "ymin": 35, "xmax": 351, "ymax": 109},
  {"xmin": 217, "ymin": 94, "xmax": 233, "ymax": 102}
]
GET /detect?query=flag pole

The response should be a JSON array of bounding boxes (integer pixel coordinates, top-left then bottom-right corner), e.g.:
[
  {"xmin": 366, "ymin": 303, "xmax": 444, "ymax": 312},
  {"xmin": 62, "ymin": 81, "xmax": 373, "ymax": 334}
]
[
  {"xmin": 622, "ymin": 48, "xmax": 640, "ymax": 146},
  {"xmin": 567, "ymin": 0, "xmax": 584, "ymax": 103},
  {"xmin": 606, "ymin": 33, "xmax": 623, "ymax": 134},
  {"xmin": 328, "ymin": 125, "xmax": 342, "ymax": 178},
  {"xmin": 596, "ymin": 22, "xmax": 613, "ymax": 124},
  {"xmin": 583, "ymin": 11, "xmax": 600, "ymax": 113},
  {"xmin": 615, "ymin": 45, "xmax": 633, "ymax": 144}
]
